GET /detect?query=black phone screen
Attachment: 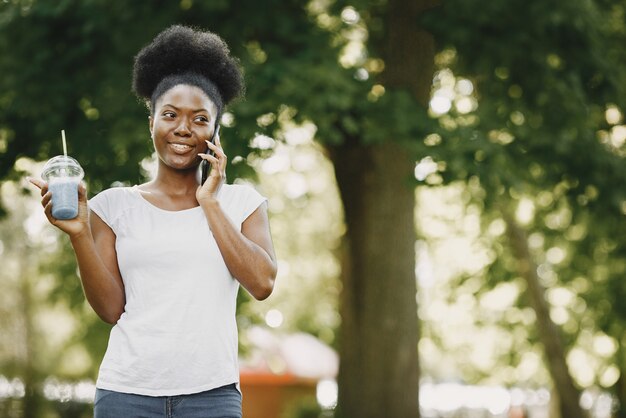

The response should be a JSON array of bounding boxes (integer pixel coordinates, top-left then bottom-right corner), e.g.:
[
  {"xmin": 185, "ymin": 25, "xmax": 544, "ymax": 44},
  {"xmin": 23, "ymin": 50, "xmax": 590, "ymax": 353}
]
[{"xmin": 201, "ymin": 124, "xmax": 220, "ymax": 184}]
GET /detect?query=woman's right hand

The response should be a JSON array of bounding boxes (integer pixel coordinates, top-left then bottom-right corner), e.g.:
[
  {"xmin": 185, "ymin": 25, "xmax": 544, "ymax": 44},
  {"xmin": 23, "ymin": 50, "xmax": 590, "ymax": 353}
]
[{"xmin": 27, "ymin": 177, "xmax": 90, "ymax": 238}]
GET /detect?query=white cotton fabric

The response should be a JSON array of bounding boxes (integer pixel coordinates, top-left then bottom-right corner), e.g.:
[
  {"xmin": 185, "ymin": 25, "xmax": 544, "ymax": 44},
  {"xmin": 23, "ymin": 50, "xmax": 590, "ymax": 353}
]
[{"xmin": 88, "ymin": 184, "xmax": 266, "ymax": 396}]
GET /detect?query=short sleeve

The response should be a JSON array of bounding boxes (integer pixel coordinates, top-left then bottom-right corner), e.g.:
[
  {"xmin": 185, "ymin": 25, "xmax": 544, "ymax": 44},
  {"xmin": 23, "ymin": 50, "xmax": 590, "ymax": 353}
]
[
  {"xmin": 89, "ymin": 190, "xmax": 113, "ymax": 229},
  {"xmin": 88, "ymin": 187, "xmax": 133, "ymax": 232},
  {"xmin": 218, "ymin": 184, "xmax": 267, "ymax": 228},
  {"xmin": 239, "ymin": 186, "xmax": 267, "ymax": 224}
]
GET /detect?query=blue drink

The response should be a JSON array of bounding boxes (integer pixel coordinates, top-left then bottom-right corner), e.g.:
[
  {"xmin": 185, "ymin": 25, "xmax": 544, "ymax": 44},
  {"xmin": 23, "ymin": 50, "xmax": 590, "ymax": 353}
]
[
  {"xmin": 49, "ymin": 177, "xmax": 80, "ymax": 219},
  {"xmin": 41, "ymin": 155, "xmax": 84, "ymax": 220}
]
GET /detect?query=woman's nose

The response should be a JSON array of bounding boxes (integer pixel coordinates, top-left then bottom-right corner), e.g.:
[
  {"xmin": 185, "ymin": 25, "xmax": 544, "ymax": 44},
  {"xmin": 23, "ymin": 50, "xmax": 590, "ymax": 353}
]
[{"xmin": 175, "ymin": 120, "xmax": 191, "ymax": 136}]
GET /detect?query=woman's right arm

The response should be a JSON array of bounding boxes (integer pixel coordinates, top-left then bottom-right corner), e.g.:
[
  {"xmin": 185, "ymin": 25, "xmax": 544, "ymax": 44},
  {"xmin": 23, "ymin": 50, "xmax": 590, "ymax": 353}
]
[
  {"xmin": 29, "ymin": 178, "xmax": 126, "ymax": 324},
  {"xmin": 71, "ymin": 212, "xmax": 126, "ymax": 324}
]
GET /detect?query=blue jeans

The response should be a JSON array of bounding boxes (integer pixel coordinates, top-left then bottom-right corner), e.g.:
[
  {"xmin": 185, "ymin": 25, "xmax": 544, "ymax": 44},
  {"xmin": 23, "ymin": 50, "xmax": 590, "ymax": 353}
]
[{"xmin": 93, "ymin": 384, "xmax": 242, "ymax": 418}]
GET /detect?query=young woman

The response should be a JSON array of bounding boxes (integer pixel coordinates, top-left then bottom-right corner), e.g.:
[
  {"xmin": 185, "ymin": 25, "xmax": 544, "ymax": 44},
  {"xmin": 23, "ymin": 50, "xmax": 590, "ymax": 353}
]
[{"xmin": 30, "ymin": 25, "xmax": 277, "ymax": 418}]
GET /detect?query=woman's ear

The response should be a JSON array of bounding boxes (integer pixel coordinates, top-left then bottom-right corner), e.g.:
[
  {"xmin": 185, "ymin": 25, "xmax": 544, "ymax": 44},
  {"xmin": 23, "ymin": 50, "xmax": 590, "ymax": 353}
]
[{"xmin": 148, "ymin": 116, "xmax": 154, "ymax": 138}]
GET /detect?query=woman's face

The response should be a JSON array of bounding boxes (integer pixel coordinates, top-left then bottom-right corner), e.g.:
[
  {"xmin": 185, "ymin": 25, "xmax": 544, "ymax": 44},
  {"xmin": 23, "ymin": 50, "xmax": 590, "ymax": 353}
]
[{"xmin": 149, "ymin": 84, "xmax": 219, "ymax": 171}]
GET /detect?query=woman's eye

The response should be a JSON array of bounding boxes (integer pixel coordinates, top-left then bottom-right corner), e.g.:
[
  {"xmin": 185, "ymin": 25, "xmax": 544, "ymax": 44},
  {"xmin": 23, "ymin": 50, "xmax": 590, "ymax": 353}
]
[
  {"xmin": 162, "ymin": 111, "xmax": 176, "ymax": 118},
  {"xmin": 194, "ymin": 116, "xmax": 209, "ymax": 123}
]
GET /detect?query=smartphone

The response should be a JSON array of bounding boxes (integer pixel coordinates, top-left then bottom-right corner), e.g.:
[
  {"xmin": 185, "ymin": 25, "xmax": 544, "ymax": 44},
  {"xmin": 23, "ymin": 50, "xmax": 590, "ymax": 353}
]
[{"xmin": 201, "ymin": 124, "xmax": 220, "ymax": 184}]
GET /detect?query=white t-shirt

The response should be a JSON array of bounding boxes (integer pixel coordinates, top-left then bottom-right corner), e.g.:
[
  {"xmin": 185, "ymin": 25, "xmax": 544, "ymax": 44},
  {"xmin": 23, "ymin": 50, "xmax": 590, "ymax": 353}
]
[{"xmin": 88, "ymin": 184, "xmax": 266, "ymax": 396}]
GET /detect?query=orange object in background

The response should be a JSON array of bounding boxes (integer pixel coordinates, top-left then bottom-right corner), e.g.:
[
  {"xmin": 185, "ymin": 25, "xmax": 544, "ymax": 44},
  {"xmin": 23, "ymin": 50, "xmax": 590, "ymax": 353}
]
[
  {"xmin": 240, "ymin": 370, "xmax": 318, "ymax": 418},
  {"xmin": 238, "ymin": 328, "xmax": 339, "ymax": 418}
]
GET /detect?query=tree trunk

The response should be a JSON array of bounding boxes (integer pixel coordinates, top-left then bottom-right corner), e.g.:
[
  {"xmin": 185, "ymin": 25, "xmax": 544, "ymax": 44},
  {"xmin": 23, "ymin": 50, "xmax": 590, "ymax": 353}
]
[
  {"xmin": 331, "ymin": 140, "xmax": 419, "ymax": 418},
  {"xmin": 504, "ymin": 211, "xmax": 586, "ymax": 418},
  {"xmin": 330, "ymin": 0, "xmax": 435, "ymax": 418},
  {"xmin": 330, "ymin": 1, "xmax": 436, "ymax": 417}
]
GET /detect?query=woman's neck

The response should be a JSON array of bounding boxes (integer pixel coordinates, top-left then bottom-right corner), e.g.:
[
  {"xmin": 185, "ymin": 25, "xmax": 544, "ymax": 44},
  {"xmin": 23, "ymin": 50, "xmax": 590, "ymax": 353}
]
[{"xmin": 146, "ymin": 165, "xmax": 200, "ymax": 196}]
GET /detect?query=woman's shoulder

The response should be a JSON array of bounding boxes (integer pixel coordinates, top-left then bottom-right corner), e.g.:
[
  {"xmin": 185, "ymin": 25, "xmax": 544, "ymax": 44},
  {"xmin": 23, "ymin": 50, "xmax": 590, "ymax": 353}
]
[
  {"xmin": 91, "ymin": 185, "xmax": 138, "ymax": 201},
  {"xmin": 88, "ymin": 185, "xmax": 140, "ymax": 214},
  {"xmin": 220, "ymin": 182, "xmax": 248, "ymax": 193}
]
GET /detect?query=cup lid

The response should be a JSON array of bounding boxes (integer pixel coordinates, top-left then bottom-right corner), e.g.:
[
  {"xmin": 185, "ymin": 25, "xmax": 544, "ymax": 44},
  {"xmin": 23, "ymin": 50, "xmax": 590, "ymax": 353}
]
[{"xmin": 41, "ymin": 155, "xmax": 84, "ymax": 180}]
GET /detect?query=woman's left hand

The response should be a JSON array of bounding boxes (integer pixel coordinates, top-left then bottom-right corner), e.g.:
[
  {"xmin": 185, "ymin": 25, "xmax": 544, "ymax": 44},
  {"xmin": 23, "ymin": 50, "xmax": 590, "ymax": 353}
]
[{"xmin": 196, "ymin": 130, "xmax": 226, "ymax": 204}]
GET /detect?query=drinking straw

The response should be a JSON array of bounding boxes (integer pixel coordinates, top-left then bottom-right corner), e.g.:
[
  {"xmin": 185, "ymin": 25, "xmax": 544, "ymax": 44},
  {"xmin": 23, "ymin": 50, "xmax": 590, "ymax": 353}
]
[{"xmin": 62, "ymin": 130, "xmax": 68, "ymax": 157}]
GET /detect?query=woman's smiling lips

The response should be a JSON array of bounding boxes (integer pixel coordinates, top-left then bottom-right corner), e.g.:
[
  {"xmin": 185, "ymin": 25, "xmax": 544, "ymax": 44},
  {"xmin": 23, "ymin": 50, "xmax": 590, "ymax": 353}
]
[{"xmin": 168, "ymin": 142, "xmax": 195, "ymax": 154}]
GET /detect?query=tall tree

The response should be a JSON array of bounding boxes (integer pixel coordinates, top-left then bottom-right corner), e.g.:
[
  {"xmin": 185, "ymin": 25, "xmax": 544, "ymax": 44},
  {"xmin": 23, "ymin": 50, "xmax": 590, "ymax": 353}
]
[{"xmin": 329, "ymin": 0, "xmax": 436, "ymax": 416}]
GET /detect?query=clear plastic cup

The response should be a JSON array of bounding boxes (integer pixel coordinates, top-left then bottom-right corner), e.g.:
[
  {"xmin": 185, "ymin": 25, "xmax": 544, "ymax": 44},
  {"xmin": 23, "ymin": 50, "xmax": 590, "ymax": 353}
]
[{"xmin": 41, "ymin": 156, "xmax": 84, "ymax": 220}]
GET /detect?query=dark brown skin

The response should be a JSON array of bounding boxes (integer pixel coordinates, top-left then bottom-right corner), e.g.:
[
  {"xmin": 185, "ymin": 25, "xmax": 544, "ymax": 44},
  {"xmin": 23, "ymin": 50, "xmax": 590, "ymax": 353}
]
[{"xmin": 29, "ymin": 84, "xmax": 277, "ymax": 324}]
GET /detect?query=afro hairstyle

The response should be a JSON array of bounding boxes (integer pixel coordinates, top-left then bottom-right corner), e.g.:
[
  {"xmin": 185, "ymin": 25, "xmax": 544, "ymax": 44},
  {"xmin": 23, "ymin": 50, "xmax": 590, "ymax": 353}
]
[{"xmin": 132, "ymin": 25, "xmax": 245, "ymax": 116}]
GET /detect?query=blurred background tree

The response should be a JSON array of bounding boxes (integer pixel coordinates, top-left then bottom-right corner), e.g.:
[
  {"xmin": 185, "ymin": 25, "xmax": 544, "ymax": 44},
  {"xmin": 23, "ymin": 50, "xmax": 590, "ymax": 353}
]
[
  {"xmin": 420, "ymin": 0, "xmax": 626, "ymax": 417},
  {"xmin": 3, "ymin": 1, "xmax": 626, "ymax": 418}
]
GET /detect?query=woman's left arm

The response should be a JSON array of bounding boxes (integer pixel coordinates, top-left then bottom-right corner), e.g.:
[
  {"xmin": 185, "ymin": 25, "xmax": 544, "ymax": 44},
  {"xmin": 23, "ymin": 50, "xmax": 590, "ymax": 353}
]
[{"xmin": 201, "ymin": 199, "xmax": 277, "ymax": 300}]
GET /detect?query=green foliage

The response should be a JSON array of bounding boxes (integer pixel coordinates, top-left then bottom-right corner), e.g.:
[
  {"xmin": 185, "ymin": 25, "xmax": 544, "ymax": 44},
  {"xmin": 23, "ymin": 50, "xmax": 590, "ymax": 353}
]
[
  {"xmin": 422, "ymin": 0, "xmax": 626, "ymax": 200},
  {"xmin": 415, "ymin": 0, "xmax": 626, "ymax": 402}
]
